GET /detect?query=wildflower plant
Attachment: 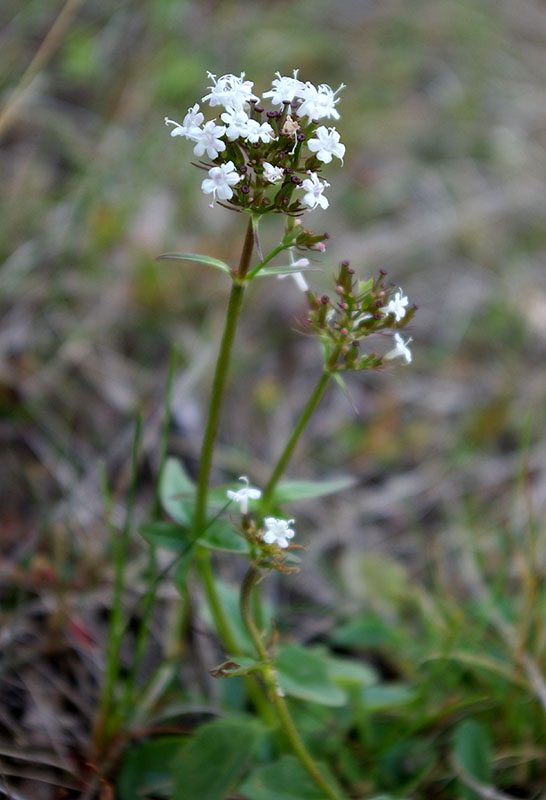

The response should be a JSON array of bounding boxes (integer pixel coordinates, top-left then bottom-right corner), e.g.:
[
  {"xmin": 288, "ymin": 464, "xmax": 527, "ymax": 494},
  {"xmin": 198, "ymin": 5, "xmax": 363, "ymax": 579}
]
[{"xmin": 100, "ymin": 71, "xmax": 417, "ymax": 800}]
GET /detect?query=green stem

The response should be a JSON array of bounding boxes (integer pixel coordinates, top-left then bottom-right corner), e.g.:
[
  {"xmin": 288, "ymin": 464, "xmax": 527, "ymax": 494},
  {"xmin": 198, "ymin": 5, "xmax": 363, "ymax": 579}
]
[
  {"xmin": 262, "ymin": 345, "xmax": 343, "ymax": 507},
  {"xmin": 193, "ymin": 217, "xmax": 254, "ymax": 536},
  {"xmin": 240, "ymin": 567, "xmax": 342, "ymax": 800},
  {"xmin": 188, "ymin": 217, "xmax": 275, "ymax": 724},
  {"xmin": 262, "ymin": 371, "xmax": 331, "ymax": 507},
  {"xmin": 246, "ymin": 242, "xmax": 288, "ymax": 279}
]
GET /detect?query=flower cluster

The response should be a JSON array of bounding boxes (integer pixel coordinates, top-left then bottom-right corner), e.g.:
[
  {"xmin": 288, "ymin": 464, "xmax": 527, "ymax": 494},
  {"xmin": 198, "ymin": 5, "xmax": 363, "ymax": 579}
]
[
  {"xmin": 165, "ymin": 70, "xmax": 345, "ymax": 216},
  {"xmin": 306, "ymin": 263, "xmax": 416, "ymax": 371},
  {"xmin": 226, "ymin": 477, "xmax": 297, "ymax": 551}
]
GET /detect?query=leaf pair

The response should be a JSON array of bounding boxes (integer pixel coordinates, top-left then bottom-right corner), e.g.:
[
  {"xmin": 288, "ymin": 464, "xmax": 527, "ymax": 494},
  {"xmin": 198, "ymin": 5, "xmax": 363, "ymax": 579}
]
[{"xmin": 157, "ymin": 252, "xmax": 319, "ymax": 280}]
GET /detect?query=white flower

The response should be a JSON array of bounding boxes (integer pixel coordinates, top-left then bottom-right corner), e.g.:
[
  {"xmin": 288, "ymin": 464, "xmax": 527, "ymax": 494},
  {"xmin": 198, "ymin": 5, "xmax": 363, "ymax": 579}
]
[
  {"xmin": 245, "ymin": 119, "xmax": 275, "ymax": 144},
  {"xmin": 226, "ymin": 476, "xmax": 262, "ymax": 515},
  {"xmin": 220, "ymin": 108, "xmax": 251, "ymax": 141},
  {"xmin": 201, "ymin": 161, "xmax": 241, "ymax": 202},
  {"xmin": 202, "ymin": 71, "xmax": 259, "ymax": 111},
  {"xmin": 263, "ymin": 517, "xmax": 296, "ymax": 548},
  {"xmin": 297, "ymin": 82, "xmax": 345, "ymax": 121},
  {"xmin": 262, "ymin": 162, "xmax": 285, "ymax": 183},
  {"xmin": 263, "ymin": 70, "xmax": 305, "ymax": 105},
  {"xmin": 192, "ymin": 120, "xmax": 227, "ymax": 159},
  {"xmin": 385, "ymin": 333, "xmax": 412, "ymax": 364},
  {"xmin": 277, "ymin": 252, "xmax": 310, "ymax": 292},
  {"xmin": 301, "ymin": 172, "xmax": 330, "ymax": 210},
  {"xmin": 384, "ymin": 289, "xmax": 409, "ymax": 322},
  {"xmin": 307, "ymin": 126, "xmax": 345, "ymax": 164},
  {"xmin": 164, "ymin": 104, "xmax": 204, "ymax": 139},
  {"xmin": 165, "ymin": 103, "xmax": 205, "ymax": 139}
]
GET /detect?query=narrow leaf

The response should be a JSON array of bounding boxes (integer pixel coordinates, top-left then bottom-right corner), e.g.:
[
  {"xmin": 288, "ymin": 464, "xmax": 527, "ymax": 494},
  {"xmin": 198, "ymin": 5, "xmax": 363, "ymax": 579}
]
[
  {"xmin": 255, "ymin": 265, "xmax": 320, "ymax": 277},
  {"xmin": 273, "ymin": 476, "xmax": 356, "ymax": 504},
  {"xmin": 156, "ymin": 252, "xmax": 232, "ymax": 275}
]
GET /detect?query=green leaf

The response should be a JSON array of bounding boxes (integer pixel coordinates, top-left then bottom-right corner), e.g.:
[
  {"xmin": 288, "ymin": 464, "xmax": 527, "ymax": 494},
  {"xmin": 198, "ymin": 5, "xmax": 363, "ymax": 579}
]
[
  {"xmin": 361, "ymin": 684, "xmax": 416, "ymax": 712},
  {"xmin": 272, "ymin": 476, "xmax": 355, "ymax": 505},
  {"xmin": 275, "ymin": 644, "xmax": 346, "ymax": 707},
  {"xmin": 172, "ymin": 717, "xmax": 263, "ymax": 800},
  {"xmin": 198, "ymin": 519, "xmax": 249, "ymax": 554},
  {"xmin": 156, "ymin": 252, "xmax": 232, "ymax": 276},
  {"xmin": 331, "ymin": 615, "xmax": 402, "ymax": 649},
  {"xmin": 118, "ymin": 736, "xmax": 184, "ymax": 799},
  {"xmin": 255, "ymin": 265, "xmax": 320, "ymax": 277},
  {"xmin": 322, "ymin": 651, "xmax": 379, "ymax": 688},
  {"xmin": 140, "ymin": 521, "xmax": 191, "ymax": 551},
  {"xmin": 452, "ymin": 720, "xmax": 492, "ymax": 800},
  {"xmin": 238, "ymin": 755, "xmax": 340, "ymax": 800},
  {"xmin": 160, "ymin": 458, "xmax": 195, "ymax": 526}
]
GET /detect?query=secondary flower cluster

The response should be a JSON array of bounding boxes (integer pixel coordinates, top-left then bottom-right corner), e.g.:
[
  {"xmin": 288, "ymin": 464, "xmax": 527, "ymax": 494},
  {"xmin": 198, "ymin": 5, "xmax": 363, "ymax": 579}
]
[
  {"xmin": 306, "ymin": 263, "xmax": 416, "ymax": 370},
  {"xmin": 226, "ymin": 477, "xmax": 296, "ymax": 549},
  {"xmin": 165, "ymin": 70, "xmax": 345, "ymax": 216}
]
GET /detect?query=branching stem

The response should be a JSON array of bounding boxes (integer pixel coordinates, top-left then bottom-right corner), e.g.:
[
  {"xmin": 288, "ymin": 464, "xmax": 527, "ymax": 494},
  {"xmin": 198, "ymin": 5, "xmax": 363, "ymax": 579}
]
[{"xmin": 240, "ymin": 567, "xmax": 342, "ymax": 800}]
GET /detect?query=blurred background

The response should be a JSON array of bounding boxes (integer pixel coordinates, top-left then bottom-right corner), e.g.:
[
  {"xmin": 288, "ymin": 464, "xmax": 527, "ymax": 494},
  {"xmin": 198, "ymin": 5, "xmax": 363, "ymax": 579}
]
[{"xmin": 2, "ymin": 0, "xmax": 546, "ymax": 797}]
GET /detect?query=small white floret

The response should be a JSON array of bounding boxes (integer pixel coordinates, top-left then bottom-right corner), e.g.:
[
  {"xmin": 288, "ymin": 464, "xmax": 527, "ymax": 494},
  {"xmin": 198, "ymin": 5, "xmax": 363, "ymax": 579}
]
[
  {"xmin": 385, "ymin": 289, "xmax": 409, "ymax": 322},
  {"xmin": 263, "ymin": 517, "xmax": 296, "ymax": 549},
  {"xmin": 226, "ymin": 476, "xmax": 262, "ymax": 515},
  {"xmin": 192, "ymin": 120, "xmax": 227, "ymax": 160},
  {"xmin": 164, "ymin": 105, "xmax": 204, "ymax": 140},
  {"xmin": 297, "ymin": 82, "xmax": 345, "ymax": 121},
  {"xmin": 262, "ymin": 162, "xmax": 285, "ymax": 183},
  {"xmin": 301, "ymin": 172, "xmax": 330, "ymax": 210},
  {"xmin": 263, "ymin": 70, "xmax": 305, "ymax": 105},
  {"xmin": 220, "ymin": 108, "xmax": 251, "ymax": 141},
  {"xmin": 245, "ymin": 119, "xmax": 275, "ymax": 144},
  {"xmin": 202, "ymin": 72, "xmax": 259, "ymax": 111},
  {"xmin": 385, "ymin": 333, "xmax": 412, "ymax": 364},
  {"xmin": 201, "ymin": 161, "xmax": 241, "ymax": 204},
  {"xmin": 307, "ymin": 126, "xmax": 345, "ymax": 164},
  {"xmin": 277, "ymin": 250, "xmax": 310, "ymax": 292}
]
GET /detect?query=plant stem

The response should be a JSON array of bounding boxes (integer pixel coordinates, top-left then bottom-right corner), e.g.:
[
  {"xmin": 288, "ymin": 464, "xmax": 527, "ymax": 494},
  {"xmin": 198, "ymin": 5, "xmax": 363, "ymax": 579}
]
[
  {"xmin": 262, "ymin": 371, "xmax": 331, "ymax": 507},
  {"xmin": 262, "ymin": 346, "xmax": 342, "ymax": 507},
  {"xmin": 193, "ymin": 217, "xmax": 254, "ymax": 537},
  {"xmin": 187, "ymin": 217, "xmax": 275, "ymax": 723},
  {"xmin": 192, "ymin": 216, "xmax": 251, "ymax": 656},
  {"xmin": 240, "ymin": 567, "xmax": 342, "ymax": 800}
]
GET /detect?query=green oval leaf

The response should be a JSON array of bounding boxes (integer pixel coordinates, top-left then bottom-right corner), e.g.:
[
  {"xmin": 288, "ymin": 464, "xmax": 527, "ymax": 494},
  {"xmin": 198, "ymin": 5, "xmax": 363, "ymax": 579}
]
[
  {"xmin": 140, "ymin": 521, "xmax": 191, "ymax": 551},
  {"xmin": 275, "ymin": 644, "xmax": 346, "ymax": 707},
  {"xmin": 156, "ymin": 252, "xmax": 232, "ymax": 275},
  {"xmin": 172, "ymin": 717, "xmax": 264, "ymax": 800},
  {"xmin": 160, "ymin": 458, "xmax": 195, "ymax": 526},
  {"xmin": 452, "ymin": 719, "xmax": 492, "ymax": 800},
  {"xmin": 198, "ymin": 519, "xmax": 249, "ymax": 553},
  {"xmin": 118, "ymin": 736, "xmax": 185, "ymax": 799},
  {"xmin": 361, "ymin": 684, "xmax": 416, "ymax": 712},
  {"xmin": 238, "ymin": 755, "xmax": 341, "ymax": 800}
]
